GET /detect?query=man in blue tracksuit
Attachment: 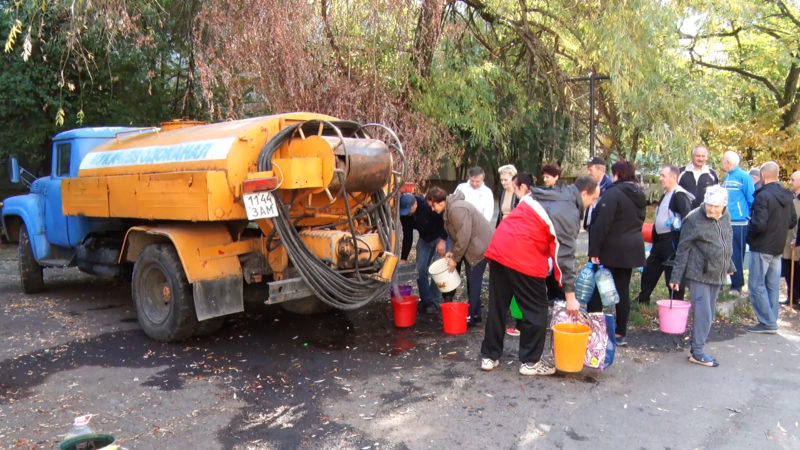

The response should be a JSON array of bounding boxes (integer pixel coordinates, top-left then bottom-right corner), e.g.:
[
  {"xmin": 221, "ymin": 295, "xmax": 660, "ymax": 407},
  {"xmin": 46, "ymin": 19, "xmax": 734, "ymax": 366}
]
[{"xmin": 720, "ymin": 151, "xmax": 755, "ymax": 294}]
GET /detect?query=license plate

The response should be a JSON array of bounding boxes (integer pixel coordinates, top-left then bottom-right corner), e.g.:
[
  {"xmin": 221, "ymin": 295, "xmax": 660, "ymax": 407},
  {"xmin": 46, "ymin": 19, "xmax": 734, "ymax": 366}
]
[{"xmin": 243, "ymin": 191, "xmax": 279, "ymax": 220}]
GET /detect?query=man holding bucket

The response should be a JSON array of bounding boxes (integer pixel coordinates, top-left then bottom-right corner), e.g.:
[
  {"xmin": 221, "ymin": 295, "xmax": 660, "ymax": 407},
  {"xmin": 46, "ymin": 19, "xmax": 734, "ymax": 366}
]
[
  {"xmin": 427, "ymin": 187, "xmax": 493, "ymax": 326},
  {"xmin": 479, "ymin": 177, "xmax": 598, "ymax": 375},
  {"xmin": 669, "ymin": 185, "xmax": 734, "ymax": 367}
]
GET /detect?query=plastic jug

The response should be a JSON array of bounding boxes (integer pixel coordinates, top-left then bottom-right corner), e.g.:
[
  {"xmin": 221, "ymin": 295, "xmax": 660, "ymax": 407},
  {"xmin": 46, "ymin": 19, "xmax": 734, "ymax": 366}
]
[
  {"xmin": 65, "ymin": 415, "xmax": 93, "ymax": 439},
  {"xmin": 596, "ymin": 265, "xmax": 619, "ymax": 307},
  {"xmin": 575, "ymin": 262, "xmax": 596, "ymax": 304}
]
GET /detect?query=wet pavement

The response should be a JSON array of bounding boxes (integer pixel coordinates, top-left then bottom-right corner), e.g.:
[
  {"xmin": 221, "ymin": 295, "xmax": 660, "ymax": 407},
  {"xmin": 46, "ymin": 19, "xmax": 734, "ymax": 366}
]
[{"xmin": 1, "ymin": 242, "xmax": 799, "ymax": 449}]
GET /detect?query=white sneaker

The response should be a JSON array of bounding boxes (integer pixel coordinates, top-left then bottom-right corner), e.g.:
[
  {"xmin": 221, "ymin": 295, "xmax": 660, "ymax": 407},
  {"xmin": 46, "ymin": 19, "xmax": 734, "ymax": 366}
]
[
  {"xmin": 480, "ymin": 358, "xmax": 499, "ymax": 371},
  {"xmin": 520, "ymin": 360, "xmax": 556, "ymax": 376}
]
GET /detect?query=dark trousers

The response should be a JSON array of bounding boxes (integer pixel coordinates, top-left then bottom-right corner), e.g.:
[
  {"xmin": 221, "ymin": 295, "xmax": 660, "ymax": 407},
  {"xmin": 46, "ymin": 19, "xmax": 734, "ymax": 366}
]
[
  {"xmin": 730, "ymin": 224, "xmax": 747, "ymax": 290},
  {"xmin": 545, "ymin": 272, "xmax": 564, "ymax": 301},
  {"xmin": 442, "ymin": 257, "xmax": 488, "ymax": 319},
  {"xmin": 782, "ymin": 258, "xmax": 800, "ymax": 303},
  {"xmin": 480, "ymin": 261, "xmax": 548, "ymax": 363},
  {"xmin": 639, "ymin": 235, "xmax": 684, "ymax": 303},
  {"xmin": 587, "ymin": 266, "xmax": 632, "ymax": 337}
]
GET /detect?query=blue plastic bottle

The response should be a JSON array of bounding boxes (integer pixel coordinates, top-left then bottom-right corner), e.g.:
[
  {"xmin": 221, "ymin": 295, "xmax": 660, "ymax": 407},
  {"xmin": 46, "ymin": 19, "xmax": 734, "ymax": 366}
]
[
  {"xmin": 574, "ymin": 262, "xmax": 596, "ymax": 304},
  {"xmin": 596, "ymin": 265, "xmax": 620, "ymax": 307}
]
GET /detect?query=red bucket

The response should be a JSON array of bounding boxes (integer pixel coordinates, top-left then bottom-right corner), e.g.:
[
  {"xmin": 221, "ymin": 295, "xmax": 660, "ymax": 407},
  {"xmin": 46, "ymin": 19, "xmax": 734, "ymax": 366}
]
[
  {"xmin": 441, "ymin": 302, "xmax": 468, "ymax": 334},
  {"xmin": 642, "ymin": 223, "xmax": 654, "ymax": 243},
  {"xmin": 392, "ymin": 296, "xmax": 418, "ymax": 328}
]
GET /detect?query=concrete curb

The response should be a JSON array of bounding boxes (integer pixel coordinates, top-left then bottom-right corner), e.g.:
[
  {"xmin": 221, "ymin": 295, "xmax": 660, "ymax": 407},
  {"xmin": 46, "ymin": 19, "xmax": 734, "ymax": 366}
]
[{"xmin": 716, "ymin": 294, "xmax": 749, "ymax": 317}]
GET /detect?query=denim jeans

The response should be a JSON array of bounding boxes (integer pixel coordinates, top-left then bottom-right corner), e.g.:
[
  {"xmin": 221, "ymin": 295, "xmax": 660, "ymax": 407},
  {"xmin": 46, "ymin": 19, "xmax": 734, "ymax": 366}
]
[
  {"xmin": 748, "ymin": 251, "xmax": 782, "ymax": 328},
  {"xmin": 688, "ymin": 280, "xmax": 721, "ymax": 356},
  {"xmin": 415, "ymin": 238, "xmax": 441, "ymax": 305},
  {"xmin": 730, "ymin": 223, "xmax": 747, "ymax": 291}
]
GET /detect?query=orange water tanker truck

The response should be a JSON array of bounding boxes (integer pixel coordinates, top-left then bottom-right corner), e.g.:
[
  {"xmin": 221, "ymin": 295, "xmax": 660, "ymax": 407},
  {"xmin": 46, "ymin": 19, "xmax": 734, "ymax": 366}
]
[{"xmin": 1, "ymin": 113, "xmax": 412, "ymax": 341}]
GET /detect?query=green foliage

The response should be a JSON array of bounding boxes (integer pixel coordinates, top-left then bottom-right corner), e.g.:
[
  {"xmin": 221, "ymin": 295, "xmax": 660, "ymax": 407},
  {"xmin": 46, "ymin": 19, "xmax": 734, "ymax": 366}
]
[{"xmin": 0, "ymin": 0, "xmax": 204, "ymax": 171}]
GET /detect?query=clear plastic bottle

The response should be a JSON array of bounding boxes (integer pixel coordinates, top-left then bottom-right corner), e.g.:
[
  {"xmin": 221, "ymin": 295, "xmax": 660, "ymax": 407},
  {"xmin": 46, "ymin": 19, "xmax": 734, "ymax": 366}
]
[
  {"xmin": 596, "ymin": 265, "xmax": 620, "ymax": 307},
  {"xmin": 574, "ymin": 262, "xmax": 596, "ymax": 304},
  {"xmin": 65, "ymin": 414, "xmax": 94, "ymax": 439}
]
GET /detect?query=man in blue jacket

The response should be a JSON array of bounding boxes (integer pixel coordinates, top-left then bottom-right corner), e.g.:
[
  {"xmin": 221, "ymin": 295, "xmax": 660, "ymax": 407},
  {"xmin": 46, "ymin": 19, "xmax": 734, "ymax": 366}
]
[{"xmin": 720, "ymin": 151, "xmax": 755, "ymax": 295}]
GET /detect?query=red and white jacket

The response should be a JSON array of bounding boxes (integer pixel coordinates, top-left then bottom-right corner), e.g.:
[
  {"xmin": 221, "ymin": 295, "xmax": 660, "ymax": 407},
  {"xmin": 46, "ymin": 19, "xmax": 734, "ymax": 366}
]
[{"xmin": 484, "ymin": 196, "xmax": 561, "ymax": 282}]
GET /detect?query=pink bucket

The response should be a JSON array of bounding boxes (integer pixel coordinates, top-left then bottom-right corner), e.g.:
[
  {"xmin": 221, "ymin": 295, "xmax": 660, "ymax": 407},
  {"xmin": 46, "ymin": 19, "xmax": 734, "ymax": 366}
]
[{"xmin": 656, "ymin": 299, "xmax": 691, "ymax": 334}]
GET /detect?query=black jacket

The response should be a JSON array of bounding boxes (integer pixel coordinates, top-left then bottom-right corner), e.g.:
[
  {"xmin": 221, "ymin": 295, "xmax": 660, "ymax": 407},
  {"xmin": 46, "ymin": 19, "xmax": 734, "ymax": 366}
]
[
  {"xmin": 588, "ymin": 181, "xmax": 647, "ymax": 268},
  {"xmin": 400, "ymin": 196, "xmax": 447, "ymax": 260},
  {"xmin": 495, "ymin": 189, "xmax": 519, "ymax": 226},
  {"xmin": 678, "ymin": 166, "xmax": 718, "ymax": 208},
  {"xmin": 747, "ymin": 182, "xmax": 798, "ymax": 256}
]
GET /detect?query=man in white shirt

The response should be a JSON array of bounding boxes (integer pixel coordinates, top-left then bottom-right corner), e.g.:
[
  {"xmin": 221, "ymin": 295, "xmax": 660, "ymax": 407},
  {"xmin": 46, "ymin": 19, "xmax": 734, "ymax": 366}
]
[{"xmin": 455, "ymin": 166, "xmax": 494, "ymax": 223}]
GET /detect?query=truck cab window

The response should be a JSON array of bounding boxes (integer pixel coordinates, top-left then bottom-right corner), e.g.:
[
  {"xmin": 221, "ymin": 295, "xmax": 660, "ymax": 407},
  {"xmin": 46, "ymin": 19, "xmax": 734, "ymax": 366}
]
[{"xmin": 56, "ymin": 143, "xmax": 71, "ymax": 177}]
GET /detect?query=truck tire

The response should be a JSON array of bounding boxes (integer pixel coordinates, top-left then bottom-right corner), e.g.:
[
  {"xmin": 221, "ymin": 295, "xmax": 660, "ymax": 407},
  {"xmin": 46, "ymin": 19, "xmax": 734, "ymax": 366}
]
[
  {"xmin": 18, "ymin": 225, "xmax": 44, "ymax": 293},
  {"xmin": 132, "ymin": 244, "xmax": 198, "ymax": 342}
]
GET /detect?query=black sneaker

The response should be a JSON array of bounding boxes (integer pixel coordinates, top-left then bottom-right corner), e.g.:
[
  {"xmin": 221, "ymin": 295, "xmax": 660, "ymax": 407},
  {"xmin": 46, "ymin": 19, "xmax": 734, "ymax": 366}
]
[
  {"xmin": 615, "ymin": 335, "xmax": 627, "ymax": 347},
  {"xmin": 747, "ymin": 324, "xmax": 778, "ymax": 334}
]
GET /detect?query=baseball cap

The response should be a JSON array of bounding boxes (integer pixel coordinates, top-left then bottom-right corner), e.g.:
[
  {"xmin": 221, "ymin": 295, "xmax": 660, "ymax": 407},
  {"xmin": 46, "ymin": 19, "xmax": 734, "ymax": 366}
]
[
  {"xmin": 399, "ymin": 193, "xmax": 415, "ymax": 216},
  {"xmin": 586, "ymin": 156, "xmax": 606, "ymax": 166}
]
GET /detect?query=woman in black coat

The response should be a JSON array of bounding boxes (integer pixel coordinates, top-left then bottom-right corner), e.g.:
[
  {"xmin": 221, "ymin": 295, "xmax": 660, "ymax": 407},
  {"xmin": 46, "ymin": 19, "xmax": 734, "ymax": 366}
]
[{"xmin": 587, "ymin": 160, "xmax": 646, "ymax": 346}]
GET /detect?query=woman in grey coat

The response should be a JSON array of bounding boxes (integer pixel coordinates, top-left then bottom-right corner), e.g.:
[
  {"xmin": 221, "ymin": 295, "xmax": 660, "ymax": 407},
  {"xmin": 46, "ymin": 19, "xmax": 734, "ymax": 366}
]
[{"xmin": 670, "ymin": 185, "xmax": 735, "ymax": 367}]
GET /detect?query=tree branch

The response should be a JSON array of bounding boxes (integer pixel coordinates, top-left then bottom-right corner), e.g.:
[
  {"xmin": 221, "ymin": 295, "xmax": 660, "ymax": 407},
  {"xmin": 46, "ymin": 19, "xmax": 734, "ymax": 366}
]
[
  {"xmin": 775, "ymin": 0, "xmax": 800, "ymax": 29},
  {"xmin": 690, "ymin": 51, "xmax": 783, "ymax": 103}
]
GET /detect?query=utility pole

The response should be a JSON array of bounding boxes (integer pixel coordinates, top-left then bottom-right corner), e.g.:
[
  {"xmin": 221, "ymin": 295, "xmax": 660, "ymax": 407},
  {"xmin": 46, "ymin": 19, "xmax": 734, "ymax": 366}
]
[{"xmin": 568, "ymin": 73, "xmax": 610, "ymax": 157}]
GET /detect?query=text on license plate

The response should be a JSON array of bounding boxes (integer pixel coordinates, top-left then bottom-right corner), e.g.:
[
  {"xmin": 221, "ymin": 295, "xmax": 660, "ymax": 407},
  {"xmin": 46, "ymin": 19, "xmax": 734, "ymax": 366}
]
[{"xmin": 243, "ymin": 192, "xmax": 279, "ymax": 220}]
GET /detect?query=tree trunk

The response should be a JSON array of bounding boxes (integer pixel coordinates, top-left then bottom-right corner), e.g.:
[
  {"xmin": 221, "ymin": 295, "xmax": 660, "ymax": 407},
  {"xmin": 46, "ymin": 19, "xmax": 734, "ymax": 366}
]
[{"xmin": 412, "ymin": 0, "xmax": 446, "ymax": 79}]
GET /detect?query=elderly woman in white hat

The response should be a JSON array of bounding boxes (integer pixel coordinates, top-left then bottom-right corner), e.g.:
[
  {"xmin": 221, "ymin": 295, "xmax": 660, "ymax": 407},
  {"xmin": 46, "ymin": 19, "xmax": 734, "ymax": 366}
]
[{"xmin": 669, "ymin": 185, "xmax": 735, "ymax": 367}]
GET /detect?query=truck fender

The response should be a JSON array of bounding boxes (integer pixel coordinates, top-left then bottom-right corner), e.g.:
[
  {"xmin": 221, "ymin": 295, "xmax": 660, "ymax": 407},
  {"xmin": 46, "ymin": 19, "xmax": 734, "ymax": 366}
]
[
  {"xmin": 1, "ymin": 194, "xmax": 51, "ymax": 261},
  {"xmin": 121, "ymin": 223, "xmax": 244, "ymax": 320}
]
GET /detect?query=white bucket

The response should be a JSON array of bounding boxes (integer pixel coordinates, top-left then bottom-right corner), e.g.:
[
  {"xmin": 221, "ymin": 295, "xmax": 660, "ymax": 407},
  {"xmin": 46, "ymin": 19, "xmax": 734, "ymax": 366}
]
[{"xmin": 428, "ymin": 258, "xmax": 461, "ymax": 293}]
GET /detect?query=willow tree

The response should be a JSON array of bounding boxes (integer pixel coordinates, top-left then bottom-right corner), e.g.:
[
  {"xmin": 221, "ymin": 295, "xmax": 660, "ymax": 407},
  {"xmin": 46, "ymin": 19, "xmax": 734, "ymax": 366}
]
[
  {"xmin": 683, "ymin": 0, "xmax": 800, "ymax": 169},
  {"xmin": 452, "ymin": 0, "xmax": 712, "ymax": 167},
  {"xmin": 193, "ymin": 0, "xmax": 452, "ymax": 181}
]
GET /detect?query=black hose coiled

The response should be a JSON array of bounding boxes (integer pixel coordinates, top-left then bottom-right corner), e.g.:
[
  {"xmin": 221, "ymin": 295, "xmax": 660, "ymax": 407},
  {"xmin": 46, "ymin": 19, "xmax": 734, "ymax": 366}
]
[{"xmin": 256, "ymin": 119, "xmax": 403, "ymax": 310}]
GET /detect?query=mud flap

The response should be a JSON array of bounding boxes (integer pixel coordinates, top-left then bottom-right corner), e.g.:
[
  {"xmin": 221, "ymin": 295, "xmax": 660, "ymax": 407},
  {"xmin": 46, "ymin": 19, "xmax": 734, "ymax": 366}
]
[{"xmin": 193, "ymin": 277, "xmax": 244, "ymax": 320}]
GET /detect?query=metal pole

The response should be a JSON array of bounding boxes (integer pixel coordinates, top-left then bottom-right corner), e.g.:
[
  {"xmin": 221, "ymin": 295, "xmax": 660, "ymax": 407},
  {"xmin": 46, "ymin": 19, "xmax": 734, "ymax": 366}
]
[{"xmin": 567, "ymin": 74, "xmax": 609, "ymax": 158}]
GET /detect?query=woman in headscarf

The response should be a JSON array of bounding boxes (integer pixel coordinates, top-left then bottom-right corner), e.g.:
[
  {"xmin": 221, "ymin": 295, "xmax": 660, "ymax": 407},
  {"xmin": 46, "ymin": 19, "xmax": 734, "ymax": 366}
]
[{"xmin": 669, "ymin": 185, "xmax": 734, "ymax": 367}]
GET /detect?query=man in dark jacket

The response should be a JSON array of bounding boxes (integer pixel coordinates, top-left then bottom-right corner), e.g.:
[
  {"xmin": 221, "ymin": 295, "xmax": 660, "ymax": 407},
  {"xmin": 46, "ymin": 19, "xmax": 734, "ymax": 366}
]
[
  {"xmin": 746, "ymin": 162, "xmax": 798, "ymax": 333},
  {"xmin": 583, "ymin": 156, "xmax": 612, "ymax": 230},
  {"xmin": 399, "ymin": 192, "xmax": 447, "ymax": 312},
  {"xmin": 678, "ymin": 145, "xmax": 718, "ymax": 209},
  {"xmin": 637, "ymin": 165, "xmax": 694, "ymax": 304}
]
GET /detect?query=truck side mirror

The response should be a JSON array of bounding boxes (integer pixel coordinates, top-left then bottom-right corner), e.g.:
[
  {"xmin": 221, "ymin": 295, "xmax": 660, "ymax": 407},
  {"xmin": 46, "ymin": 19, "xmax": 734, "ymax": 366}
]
[{"xmin": 10, "ymin": 157, "xmax": 20, "ymax": 184}]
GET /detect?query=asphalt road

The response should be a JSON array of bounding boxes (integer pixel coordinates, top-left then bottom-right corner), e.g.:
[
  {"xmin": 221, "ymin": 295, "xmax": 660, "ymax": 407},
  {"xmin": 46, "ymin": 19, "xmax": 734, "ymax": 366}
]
[{"xmin": 1, "ymin": 242, "xmax": 799, "ymax": 449}]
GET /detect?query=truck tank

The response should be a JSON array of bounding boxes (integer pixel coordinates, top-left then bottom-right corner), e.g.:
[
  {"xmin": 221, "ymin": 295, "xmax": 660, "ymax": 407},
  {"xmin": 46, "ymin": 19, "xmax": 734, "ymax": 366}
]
[{"xmin": 59, "ymin": 113, "xmax": 406, "ymax": 336}]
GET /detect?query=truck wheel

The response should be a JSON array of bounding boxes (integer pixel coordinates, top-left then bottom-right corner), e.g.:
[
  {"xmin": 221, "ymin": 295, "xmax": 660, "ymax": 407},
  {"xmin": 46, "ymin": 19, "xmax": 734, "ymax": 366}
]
[
  {"xmin": 132, "ymin": 244, "xmax": 198, "ymax": 342},
  {"xmin": 18, "ymin": 225, "xmax": 44, "ymax": 293}
]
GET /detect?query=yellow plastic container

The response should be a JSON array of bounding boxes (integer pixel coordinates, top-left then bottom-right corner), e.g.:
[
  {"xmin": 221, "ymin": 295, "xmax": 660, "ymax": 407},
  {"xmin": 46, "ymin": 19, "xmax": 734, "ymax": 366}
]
[{"xmin": 552, "ymin": 323, "xmax": 591, "ymax": 372}]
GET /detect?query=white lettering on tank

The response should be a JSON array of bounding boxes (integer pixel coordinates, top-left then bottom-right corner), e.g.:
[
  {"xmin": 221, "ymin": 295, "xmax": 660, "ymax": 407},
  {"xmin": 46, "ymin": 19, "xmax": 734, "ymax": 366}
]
[{"xmin": 79, "ymin": 137, "xmax": 236, "ymax": 170}]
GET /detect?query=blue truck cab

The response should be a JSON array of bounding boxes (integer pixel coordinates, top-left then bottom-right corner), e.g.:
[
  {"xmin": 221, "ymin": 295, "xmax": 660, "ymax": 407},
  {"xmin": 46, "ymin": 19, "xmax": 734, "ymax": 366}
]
[{"xmin": 2, "ymin": 127, "xmax": 138, "ymax": 292}]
